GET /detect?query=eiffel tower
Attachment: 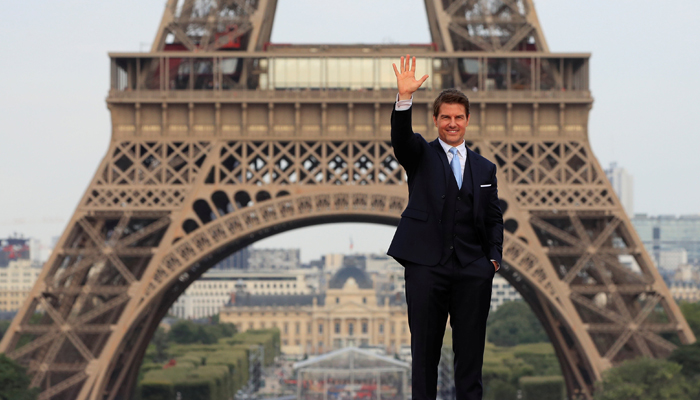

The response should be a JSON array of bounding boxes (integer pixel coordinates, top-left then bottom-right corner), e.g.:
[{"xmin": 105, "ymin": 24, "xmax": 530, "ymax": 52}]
[{"xmin": 1, "ymin": 1, "xmax": 694, "ymax": 399}]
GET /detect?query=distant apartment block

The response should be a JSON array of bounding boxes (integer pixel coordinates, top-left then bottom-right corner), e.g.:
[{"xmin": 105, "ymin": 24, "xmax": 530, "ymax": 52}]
[
  {"xmin": 0, "ymin": 258, "xmax": 42, "ymax": 312},
  {"xmin": 668, "ymin": 280, "xmax": 700, "ymax": 303},
  {"xmin": 491, "ymin": 275, "xmax": 522, "ymax": 310},
  {"xmin": 632, "ymin": 214, "xmax": 700, "ymax": 266},
  {"xmin": 212, "ymin": 246, "xmax": 251, "ymax": 270},
  {"xmin": 169, "ymin": 269, "xmax": 310, "ymax": 319},
  {"xmin": 248, "ymin": 248, "xmax": 300, "ymax": 270},
  {"xmin": 605, "ymin": 162, "xmax": 634, "ymax": 216},
  {"xmin": 660, "ymin": 249, "xmax": 688, "ymax": 271}
]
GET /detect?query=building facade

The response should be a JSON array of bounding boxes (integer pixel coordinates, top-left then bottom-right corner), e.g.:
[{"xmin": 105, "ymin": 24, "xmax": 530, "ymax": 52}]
[
  {"xmin": 248, "ymin": 248, "xmax": 301, "ymax": 270},
  {"xmin": 221, "ymin": 266, "xmax": 409, "ymax": 356},
  {"xmin": 170, "ymin": 269, "xmax": 312, "ymax": 319},
  {"xmin": 212, "ymin": 246, "xmax": 251, "ymax": 270},
  {"xmin": 0, "ymin": 259, "xmax": 42, "ymax": 312},
  {"xmin": 490, "ymin": 275, "xmax": 522, "ymax": 310},
  {"xmin": 668, "ymin": 280, "xmax": 700, "ymax": 303},
  {"xmin": 605, "ymin": 162, "xmax": 634, "ymax": 216},
  {"xmin": 632, "ymin": 214, "xmax": 700, "ymax": 266}
]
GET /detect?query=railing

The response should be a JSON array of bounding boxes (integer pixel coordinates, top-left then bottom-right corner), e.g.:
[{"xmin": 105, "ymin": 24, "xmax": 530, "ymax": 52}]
[
  {"xmin": 109, "ymin": 51, "xmax": 590, "ymax": 97},
  {"xmin": 108, "ymin": 88, "xmax": 592, "ymax": 102}
]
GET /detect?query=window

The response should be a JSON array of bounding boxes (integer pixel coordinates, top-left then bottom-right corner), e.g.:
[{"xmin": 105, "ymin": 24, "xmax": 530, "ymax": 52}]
[
  {"xmin": 307, "ymin": 323, "xmax": 312, "ymax": 334},
  {"xmin": 379, "ymin": 324, "xmax": 384, "ymax": 334},
  {"xmin": 362, "ymin": 322, "xmax": 368, "ymax": 334},
  {"xmin": 335, "ymin": 323, "xmax": 340, "ymax": 334},
  {"xmin": 348, "ymin": 323, "xmax": 354, "ymax": 336},
  {"xmin": 319, "ymin": 324, "xmax": 323, "ymax": 333},
  {"xmin": 335, "ymin": 297, "xmax": 339, "ymax": 304},
  {"xmin": 362, "ymin": 297, "xmax": 367, "ymax": 304},
  {"xmin": 296, "ymin": 322, "xmax": 300, "ymax": 334},
  {"xmin": 284, "ymin": 322, "xmax": 288, "ymax": 334}
]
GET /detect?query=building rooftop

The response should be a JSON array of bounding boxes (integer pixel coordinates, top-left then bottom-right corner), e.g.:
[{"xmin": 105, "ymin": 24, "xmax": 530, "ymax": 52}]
[{"xmin": 328, "ymin": 266, "xmax": 373, "ymax": 290}]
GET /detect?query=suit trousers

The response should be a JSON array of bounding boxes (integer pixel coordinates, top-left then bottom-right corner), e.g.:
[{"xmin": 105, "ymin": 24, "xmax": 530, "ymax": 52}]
[{"xmin": 404, "ymin": 254, "xmax": 494, "ymax": 400}]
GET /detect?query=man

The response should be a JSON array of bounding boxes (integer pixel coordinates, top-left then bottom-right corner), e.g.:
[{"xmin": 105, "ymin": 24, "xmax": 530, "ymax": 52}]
[{"xmin": 387, "ymin": 55, "xmax": 504, "ymax": 400}]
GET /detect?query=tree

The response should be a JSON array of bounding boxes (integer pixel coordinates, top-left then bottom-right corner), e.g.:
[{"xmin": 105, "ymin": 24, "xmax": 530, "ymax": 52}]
[
  {"xmin": 150, "ymin": 327, "xmax": 170, "ymax": 363},
  {"xmin": 678, "ymin": 302, "xmax": 700, "ymax": 337},
  {"xmin": 168, "ymin": 320, "xmax": 197, "ymax": 344},
  {"xmin": 486, "ymin": 301, "xmax": 548, "ymax": 347},
  {"xmin": 0, "ymin": 354, "xmax": 40, "ymax": 400},
  {"xmin": 0, "ymin": 321, "xmax": 10, "ymax": 341},
  {"xmin": 594, "ymin": 358, "xmax": 699, "ymax": 400},
  {"xmin": 669, "ymin": 341, "xmax": 700, "ymax": 378},
  {"xmin": 197, "ymin": 326, "xmax": 218, "ymax": 344}
]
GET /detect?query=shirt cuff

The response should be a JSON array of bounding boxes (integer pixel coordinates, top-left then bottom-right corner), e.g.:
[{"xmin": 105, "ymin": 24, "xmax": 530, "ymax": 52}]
[
  {"xmin": 490, "ymin": 259, "xmax": 500, "ymax": 272},
  {"xmin": 395, "ymin": 94, "xmax": 413, "ymax": 111}
]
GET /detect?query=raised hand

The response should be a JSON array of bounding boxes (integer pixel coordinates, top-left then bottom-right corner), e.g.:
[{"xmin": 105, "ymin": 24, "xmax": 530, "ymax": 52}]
[{"xmin": 392, "ymin": 54, "xmax": 429, "ymax": 100}]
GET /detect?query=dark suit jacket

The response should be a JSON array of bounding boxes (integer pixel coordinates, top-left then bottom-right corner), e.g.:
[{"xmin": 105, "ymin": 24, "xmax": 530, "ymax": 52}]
[{"xmin": 387, "ymin": 106, "xmax": 504, "ymax": 267}]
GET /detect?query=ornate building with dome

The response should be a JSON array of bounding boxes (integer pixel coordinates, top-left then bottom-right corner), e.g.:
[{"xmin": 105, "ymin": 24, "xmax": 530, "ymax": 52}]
[{"xmin": 220, "ymin": 265, "xmax": 409, "ymax": 356}]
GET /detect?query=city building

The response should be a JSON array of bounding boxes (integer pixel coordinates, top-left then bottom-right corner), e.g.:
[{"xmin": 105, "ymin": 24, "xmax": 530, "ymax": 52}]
[
  {"xmin": 0, "ymin": 258, "xmax": 42, "ymax": 312},
  {"xmin": 605, "ymin": 162, "xmax": 634, "ymax": 216},
  {"xmin": 659, "ymin": 249, "xmax": 689, "ymax": 271},
  {"xmin": 248, "ymin": 248, "xmax": 300, "ymax": 270},
  {"xmin": 212, "ymin": 246, "xmax": 251, "ymax": 270},
  {"xmin": 668, "ymin": 281, "xmax": 700, "ymax": 303},
  {"xmin": 170, "ymin": 269, "xmax": 312, "ymax": 319},
  {"xmin": 365, "ymin": 254, "xmax": 403, "ymax": 274},
  {"xmin": 0, "ymin": 237, "xmax": 30, "ymax": 268},
  {"xmin": 220, "ymin": 265, "xmax": 409, "ymax": 356},
  {"xmin": 323, "ymin": 253, "xmax": 345, "ymax": 274},
  {"xmin": 490, "ymin": 275, "xmax": 522, "ymax": 310},
  {"xmin": 632, "ymin": 214, "xmax": 700, "ymax": 266}
]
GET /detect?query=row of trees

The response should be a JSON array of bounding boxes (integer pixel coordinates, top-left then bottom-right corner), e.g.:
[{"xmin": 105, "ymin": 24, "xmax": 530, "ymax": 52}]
[
  {"xmin": 147, "ymin": 317, "xmax": 238, "ymax": 364},
  {"xmin": 484, "ymin": 301, "xmax": 700, "ymax": 399},
  {"xmin": 594, "ymin": 302, "xmax": 700, "ymax": 400}
]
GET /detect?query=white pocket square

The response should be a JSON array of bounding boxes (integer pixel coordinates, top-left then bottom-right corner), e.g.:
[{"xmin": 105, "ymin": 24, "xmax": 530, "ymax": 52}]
[{"xmin": 480, "ymin": 184, "xmax": 492, "ymax": 187}]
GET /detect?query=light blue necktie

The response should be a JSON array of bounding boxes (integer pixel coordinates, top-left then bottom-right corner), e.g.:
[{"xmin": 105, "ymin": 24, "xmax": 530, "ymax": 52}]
[{"xmin": 449, "ymin": 147, "xmax": 462, "ymax": 189}]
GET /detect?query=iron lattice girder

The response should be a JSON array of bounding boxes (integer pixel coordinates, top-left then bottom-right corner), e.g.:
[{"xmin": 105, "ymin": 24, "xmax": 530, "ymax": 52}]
[{"xmin": 425, "ymin": 0, "xmax": 549, "ymax": 52}]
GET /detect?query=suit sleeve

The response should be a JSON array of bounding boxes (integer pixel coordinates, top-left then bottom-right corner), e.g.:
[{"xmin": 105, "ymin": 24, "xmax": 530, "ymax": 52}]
[
  {"xmin": 390, "ymin": 106, "xmax": 423, "ymax": 174},
  {"xmin": 484, "ymin": 164, "xmax": 504, "ymax": 266}
]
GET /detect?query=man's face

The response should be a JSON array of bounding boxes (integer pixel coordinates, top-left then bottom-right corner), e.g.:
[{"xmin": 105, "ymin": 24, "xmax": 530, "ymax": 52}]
[{"xmin": 433, "ymin": 103, "xmax": 470, "ymax": 147}]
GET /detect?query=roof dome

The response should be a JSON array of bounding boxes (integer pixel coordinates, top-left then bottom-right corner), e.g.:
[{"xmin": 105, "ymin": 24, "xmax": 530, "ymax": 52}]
[{"xmin": 328, "ymin": 266, "xmax": 373, "ymax": 289}]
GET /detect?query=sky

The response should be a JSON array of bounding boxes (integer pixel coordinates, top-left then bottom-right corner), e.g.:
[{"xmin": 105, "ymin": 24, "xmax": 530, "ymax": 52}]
[{"xmin": 1, "ymin": 0, "xmax": 699, "ymax": 262}]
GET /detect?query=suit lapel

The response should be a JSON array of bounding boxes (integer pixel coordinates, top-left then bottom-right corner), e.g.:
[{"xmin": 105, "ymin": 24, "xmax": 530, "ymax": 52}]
[
  {"xmin": 467, "ymin": 147, "xmax": 481, "ymax": 220},
  {"xmin": 430, "ymin": 139, "xmax": 451, "ymax": 189}
]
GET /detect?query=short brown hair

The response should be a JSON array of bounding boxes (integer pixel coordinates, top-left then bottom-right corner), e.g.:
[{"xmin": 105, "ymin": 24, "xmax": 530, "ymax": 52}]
[{"xmin": 432, "ymin": 88, "xmax": 470, "ymax": 118}]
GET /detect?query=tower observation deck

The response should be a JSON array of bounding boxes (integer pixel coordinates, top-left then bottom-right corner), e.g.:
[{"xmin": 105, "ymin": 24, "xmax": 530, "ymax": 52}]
[{"xmin": 0, "ymin": 1, "xmax": 693, "ymax": 400}]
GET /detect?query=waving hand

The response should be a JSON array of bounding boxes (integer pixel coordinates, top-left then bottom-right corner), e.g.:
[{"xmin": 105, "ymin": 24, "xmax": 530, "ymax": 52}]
[{"xmin": 393, "ymin": 54, "xmax": 429, "ymax": 100}]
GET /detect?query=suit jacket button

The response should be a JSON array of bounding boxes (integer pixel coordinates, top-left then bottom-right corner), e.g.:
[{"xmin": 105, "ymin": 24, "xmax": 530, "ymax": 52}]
[
  {"xmin": 449, "ymin": 246, "xmax": 454, "ymax": 250},
  {"xmin": 441, "ymin": 195, "xmax": 446, "ymax": 199},
  {"xmin": 438, "ymin": 219, "xmax": 442, "ymax": 223},
  {"xmin": 457, "ymin": 197, "xmax": 461, "ymax": 201}
]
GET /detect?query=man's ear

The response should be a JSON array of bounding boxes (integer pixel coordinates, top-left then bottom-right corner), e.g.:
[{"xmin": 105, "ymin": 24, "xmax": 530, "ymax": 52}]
[
  {"xmin": 466, "ymin": 114, "xmax": 471, "ymax": 126},
  {"xmin": 433, "ymin": 115, "xmax": 437, "ymax": 127}
]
